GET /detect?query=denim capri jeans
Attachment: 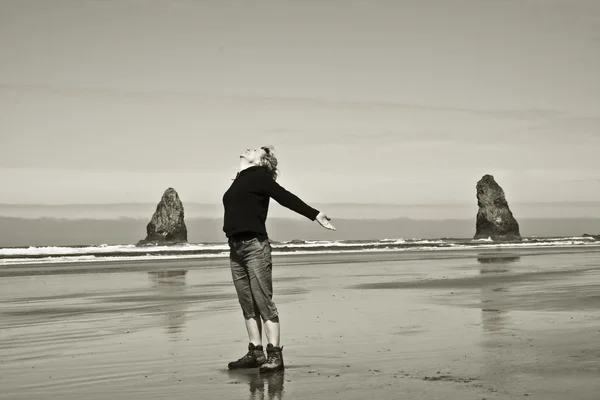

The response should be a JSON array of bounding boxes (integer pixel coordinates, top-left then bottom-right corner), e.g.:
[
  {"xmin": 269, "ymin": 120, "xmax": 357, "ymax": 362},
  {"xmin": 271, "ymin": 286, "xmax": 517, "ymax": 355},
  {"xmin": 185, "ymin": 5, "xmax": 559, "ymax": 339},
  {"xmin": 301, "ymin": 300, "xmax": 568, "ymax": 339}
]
[{"xmin": 228, "ymin": 233, "xmax": 279, "ymax": 321}]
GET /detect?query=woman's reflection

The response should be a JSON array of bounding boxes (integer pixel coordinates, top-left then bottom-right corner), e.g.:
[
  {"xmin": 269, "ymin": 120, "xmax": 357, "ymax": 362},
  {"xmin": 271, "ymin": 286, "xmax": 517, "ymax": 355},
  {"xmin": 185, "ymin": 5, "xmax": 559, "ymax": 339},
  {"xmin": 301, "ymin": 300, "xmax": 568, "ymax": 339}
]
[{"xmin": 227, "ymin": 369, "xmax": 285, "ymax": 400}]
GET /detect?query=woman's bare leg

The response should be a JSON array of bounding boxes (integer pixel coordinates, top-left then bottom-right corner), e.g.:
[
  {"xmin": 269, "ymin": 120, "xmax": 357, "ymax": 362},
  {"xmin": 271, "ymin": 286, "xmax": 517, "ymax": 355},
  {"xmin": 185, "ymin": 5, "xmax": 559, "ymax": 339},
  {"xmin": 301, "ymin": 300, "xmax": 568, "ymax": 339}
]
[
  {"xmin": 244, "ymin": 316, "xmax": 262, "ymax": 345},
  {"xmin": 264, "ymin": 316, "xmax": 280, "ymax": 347}
]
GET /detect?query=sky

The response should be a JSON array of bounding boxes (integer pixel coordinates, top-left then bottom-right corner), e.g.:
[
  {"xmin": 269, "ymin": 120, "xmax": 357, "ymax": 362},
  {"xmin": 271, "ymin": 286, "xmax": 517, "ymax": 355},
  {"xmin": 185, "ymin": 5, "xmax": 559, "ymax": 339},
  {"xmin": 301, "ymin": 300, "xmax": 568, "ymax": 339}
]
[{"xmin": 1, "ymin": 0, "xmax": 599, "ymax": 207}]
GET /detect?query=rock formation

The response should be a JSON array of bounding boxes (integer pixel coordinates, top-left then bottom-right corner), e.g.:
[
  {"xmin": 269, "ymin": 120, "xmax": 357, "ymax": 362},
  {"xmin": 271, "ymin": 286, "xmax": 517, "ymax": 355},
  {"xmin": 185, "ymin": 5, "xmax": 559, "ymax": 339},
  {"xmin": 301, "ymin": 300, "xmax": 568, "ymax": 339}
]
[
  {"xmin": 582, "ymin": 233, "xmax": 600, "ymax": 240},
  {"xmin": 137, "ymin": 188, "xmax": 187, "ymax": 246},
  {"xmin": 474, "ymin": 175, "xmax": 521, "ymax": 241}
]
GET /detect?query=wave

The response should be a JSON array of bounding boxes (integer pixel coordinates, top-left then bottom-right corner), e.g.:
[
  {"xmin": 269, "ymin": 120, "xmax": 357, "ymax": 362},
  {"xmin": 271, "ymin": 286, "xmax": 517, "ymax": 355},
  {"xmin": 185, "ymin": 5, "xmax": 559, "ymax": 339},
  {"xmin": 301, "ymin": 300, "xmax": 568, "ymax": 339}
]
[{"xmin": 1, "ymin": 236, "xmax": 599, "ymax": 266}]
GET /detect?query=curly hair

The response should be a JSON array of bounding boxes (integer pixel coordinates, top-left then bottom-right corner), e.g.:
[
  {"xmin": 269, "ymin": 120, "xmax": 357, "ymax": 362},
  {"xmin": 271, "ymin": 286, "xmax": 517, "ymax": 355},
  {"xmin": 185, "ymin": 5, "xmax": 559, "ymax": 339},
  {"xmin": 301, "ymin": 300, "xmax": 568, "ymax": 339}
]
[{"xmin": 259, "ymin": 145, "xmax": 279, "ymax": 180}]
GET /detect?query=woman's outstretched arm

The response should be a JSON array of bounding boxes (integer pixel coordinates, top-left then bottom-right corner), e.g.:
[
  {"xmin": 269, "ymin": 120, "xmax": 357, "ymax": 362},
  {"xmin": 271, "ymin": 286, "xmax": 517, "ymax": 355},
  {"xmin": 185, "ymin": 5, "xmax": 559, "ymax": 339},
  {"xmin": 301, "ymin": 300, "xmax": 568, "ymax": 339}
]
[{"xmin": 260, "ymin": 172, "xmax": 336, "ymax": 230}]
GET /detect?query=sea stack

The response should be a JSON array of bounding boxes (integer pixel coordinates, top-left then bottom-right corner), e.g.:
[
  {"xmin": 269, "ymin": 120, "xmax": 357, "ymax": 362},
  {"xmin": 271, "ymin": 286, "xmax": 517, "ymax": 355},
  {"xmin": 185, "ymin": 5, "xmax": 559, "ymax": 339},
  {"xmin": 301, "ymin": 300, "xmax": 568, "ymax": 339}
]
[
  {"xmin": 474, "ymin": 174, "xmax": 521, "ymax": 241},
  {"xmin": 137, "ymin": 188, "xmax": 188, "ymax": 246}
]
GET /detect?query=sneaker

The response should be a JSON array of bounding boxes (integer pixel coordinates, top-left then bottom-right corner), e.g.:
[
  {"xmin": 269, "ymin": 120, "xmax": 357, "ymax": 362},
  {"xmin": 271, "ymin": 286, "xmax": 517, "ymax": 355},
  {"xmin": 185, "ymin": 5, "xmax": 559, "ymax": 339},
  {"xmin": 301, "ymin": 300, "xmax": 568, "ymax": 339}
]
[
  {"xmin": 259, "ymin": 343, "xmax": 285, "ymax": 373},
  {"xmin": 228, "ymin": 343, "xmax": 267, "ymax": 370}
]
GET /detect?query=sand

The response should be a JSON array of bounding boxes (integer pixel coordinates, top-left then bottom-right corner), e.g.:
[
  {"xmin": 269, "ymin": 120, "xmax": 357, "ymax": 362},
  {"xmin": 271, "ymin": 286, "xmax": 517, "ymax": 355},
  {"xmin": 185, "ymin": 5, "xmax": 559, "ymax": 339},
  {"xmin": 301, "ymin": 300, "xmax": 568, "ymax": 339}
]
[{"xmin": 1, "ymin": 247, "xmax": 600, "ymax": 400}]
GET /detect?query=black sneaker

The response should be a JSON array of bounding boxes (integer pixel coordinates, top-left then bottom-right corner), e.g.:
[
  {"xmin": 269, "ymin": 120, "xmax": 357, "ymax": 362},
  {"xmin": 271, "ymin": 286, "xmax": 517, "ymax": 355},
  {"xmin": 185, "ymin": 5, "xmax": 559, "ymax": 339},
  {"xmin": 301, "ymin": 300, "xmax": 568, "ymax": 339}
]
[
  {"xmin": 259, "ymin": 344, "xmax": 285, "ymax": 373},
  {"xmin": 228, "ymin": 343, "xmax": 267, "ymax": 370}
]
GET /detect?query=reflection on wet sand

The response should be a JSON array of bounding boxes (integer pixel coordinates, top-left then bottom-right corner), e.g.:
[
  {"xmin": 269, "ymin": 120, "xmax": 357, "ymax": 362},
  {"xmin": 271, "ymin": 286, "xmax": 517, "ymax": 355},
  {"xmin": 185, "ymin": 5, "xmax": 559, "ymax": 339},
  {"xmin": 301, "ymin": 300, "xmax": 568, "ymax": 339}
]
[
  {"xmin": 227, "ymin": 370, "xmax": 285, "ymax": 400},
  {"xmin": 147, "ymin": 270, "xmax": 188, "ymax": 340},
  {"xmin": 477, "ymin": 255, "xmax": 519, "ymax": 334},
  {"xmin": 477, "ymin": 254, "xmax": 521, "ymax": 391},
  {"xmin": 477, "ymin": 255, "xmax": 521, "ymax": 265}
]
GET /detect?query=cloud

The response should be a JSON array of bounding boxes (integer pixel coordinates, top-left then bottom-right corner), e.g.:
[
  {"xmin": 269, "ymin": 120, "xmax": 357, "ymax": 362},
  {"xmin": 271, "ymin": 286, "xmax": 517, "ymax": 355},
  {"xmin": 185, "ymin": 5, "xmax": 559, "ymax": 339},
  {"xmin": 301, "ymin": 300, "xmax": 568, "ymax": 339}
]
[
  {"xmin": 0, "ymin": 83, "xmax": 564, "ymax": 121},
  {"xmin": 527, "ymin": 116, "xmax": 600, "ymax": 138}
]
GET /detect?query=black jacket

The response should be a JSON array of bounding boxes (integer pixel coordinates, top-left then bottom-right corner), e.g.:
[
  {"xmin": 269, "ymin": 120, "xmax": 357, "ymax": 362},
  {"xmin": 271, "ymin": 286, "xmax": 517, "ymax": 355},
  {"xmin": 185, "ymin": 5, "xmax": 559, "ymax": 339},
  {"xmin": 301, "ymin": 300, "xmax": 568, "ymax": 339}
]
[{"xmin": 222, "ymin": 166, "xmax": 319, "ymax": 238}]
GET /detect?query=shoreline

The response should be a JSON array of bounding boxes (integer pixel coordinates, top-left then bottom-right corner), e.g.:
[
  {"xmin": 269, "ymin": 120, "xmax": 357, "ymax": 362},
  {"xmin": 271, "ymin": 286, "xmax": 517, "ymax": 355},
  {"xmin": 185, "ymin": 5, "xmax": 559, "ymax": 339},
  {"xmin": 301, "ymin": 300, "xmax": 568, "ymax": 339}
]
[{"xmin": 2, "ymin": 245, "xmax": 600, "ymax": 277}]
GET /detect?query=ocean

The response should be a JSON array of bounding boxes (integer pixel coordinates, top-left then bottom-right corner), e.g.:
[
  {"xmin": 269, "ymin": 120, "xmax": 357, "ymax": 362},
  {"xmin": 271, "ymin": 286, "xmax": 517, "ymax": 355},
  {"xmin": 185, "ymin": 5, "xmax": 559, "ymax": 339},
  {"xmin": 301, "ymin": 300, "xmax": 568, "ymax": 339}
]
[{"xmin": 2, "ymin": 236, "xmax": 599, "ymax": 265}]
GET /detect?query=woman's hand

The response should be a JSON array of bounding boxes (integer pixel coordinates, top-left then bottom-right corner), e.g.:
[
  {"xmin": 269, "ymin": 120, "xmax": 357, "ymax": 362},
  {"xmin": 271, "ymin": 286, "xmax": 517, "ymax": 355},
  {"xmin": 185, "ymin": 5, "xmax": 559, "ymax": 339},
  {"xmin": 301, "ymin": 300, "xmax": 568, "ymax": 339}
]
[{"xmin": 316, "ymin": 212, "xmax": 336, "ymax": 230}]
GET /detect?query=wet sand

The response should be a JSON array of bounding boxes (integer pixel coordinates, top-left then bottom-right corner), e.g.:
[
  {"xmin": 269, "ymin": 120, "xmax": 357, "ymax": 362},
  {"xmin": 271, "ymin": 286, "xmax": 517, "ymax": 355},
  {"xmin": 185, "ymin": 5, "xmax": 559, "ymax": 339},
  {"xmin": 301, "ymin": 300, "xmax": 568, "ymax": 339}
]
[{"xmin": 1, "ymin": 247, "xmax": 599, "ymax": 400}]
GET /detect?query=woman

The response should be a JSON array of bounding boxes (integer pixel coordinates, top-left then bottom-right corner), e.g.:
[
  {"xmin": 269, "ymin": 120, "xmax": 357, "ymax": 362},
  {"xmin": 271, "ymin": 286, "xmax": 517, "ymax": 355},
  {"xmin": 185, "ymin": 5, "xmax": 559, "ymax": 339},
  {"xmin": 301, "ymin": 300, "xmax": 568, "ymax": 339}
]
[{"xmin": 222, "ymin": 145, "xmax": 335, "ymax": 373}]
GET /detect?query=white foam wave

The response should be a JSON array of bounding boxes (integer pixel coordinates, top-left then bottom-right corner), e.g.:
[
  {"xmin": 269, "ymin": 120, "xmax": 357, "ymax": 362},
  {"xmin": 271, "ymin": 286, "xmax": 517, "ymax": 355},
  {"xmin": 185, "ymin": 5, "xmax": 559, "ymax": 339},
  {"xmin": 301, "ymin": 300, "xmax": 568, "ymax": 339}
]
[
  {"xmin": 410, "ymin": 239, "xmax": 446, "ymax": 244},
  {"xmin": 0, "ymin": 243, "xmax": 228, "ymax": 256},
  {"xmin": 0, "ymin": 246, "xmax": 454, "ymax": 265},
  {"xmin": 0, "ymin": 253, "xmax": 229, "ymax": 265},
  {"xmin": 276, "ymin": 239, "xmax": 406, "ymax": 248},
  {"xmin": 534, "ymin": 236, "xmax": 596, "ymax": 242},
  {"xmin": 2, "ymin": 239, "xmax": 599, "ymax": 266}
]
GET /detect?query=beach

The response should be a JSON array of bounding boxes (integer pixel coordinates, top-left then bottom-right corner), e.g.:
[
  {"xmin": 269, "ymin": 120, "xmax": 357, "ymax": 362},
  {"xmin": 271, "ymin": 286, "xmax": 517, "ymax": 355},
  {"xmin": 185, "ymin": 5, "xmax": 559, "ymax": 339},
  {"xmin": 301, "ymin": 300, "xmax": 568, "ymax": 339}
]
[{"xmin": 1, "ymin": 247, "xmax": 599, "ymax": 400}]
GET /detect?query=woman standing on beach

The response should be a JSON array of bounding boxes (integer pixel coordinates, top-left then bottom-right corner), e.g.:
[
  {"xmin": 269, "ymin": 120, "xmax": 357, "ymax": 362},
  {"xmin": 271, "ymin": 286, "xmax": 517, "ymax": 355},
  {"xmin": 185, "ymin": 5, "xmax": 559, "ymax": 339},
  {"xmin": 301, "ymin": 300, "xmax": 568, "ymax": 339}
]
[{"xmin": 222, "ymin": 145, "xmax": 336, "ymax": 373}]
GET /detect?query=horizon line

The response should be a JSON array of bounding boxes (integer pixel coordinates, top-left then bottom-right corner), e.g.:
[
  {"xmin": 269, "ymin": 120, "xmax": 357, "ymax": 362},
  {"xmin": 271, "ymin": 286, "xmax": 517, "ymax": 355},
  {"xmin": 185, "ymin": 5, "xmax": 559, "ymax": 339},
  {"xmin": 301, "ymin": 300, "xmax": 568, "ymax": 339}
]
[{"xmin": 1, "ymin": 201, "xmax": 599, "ymax": 207}]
